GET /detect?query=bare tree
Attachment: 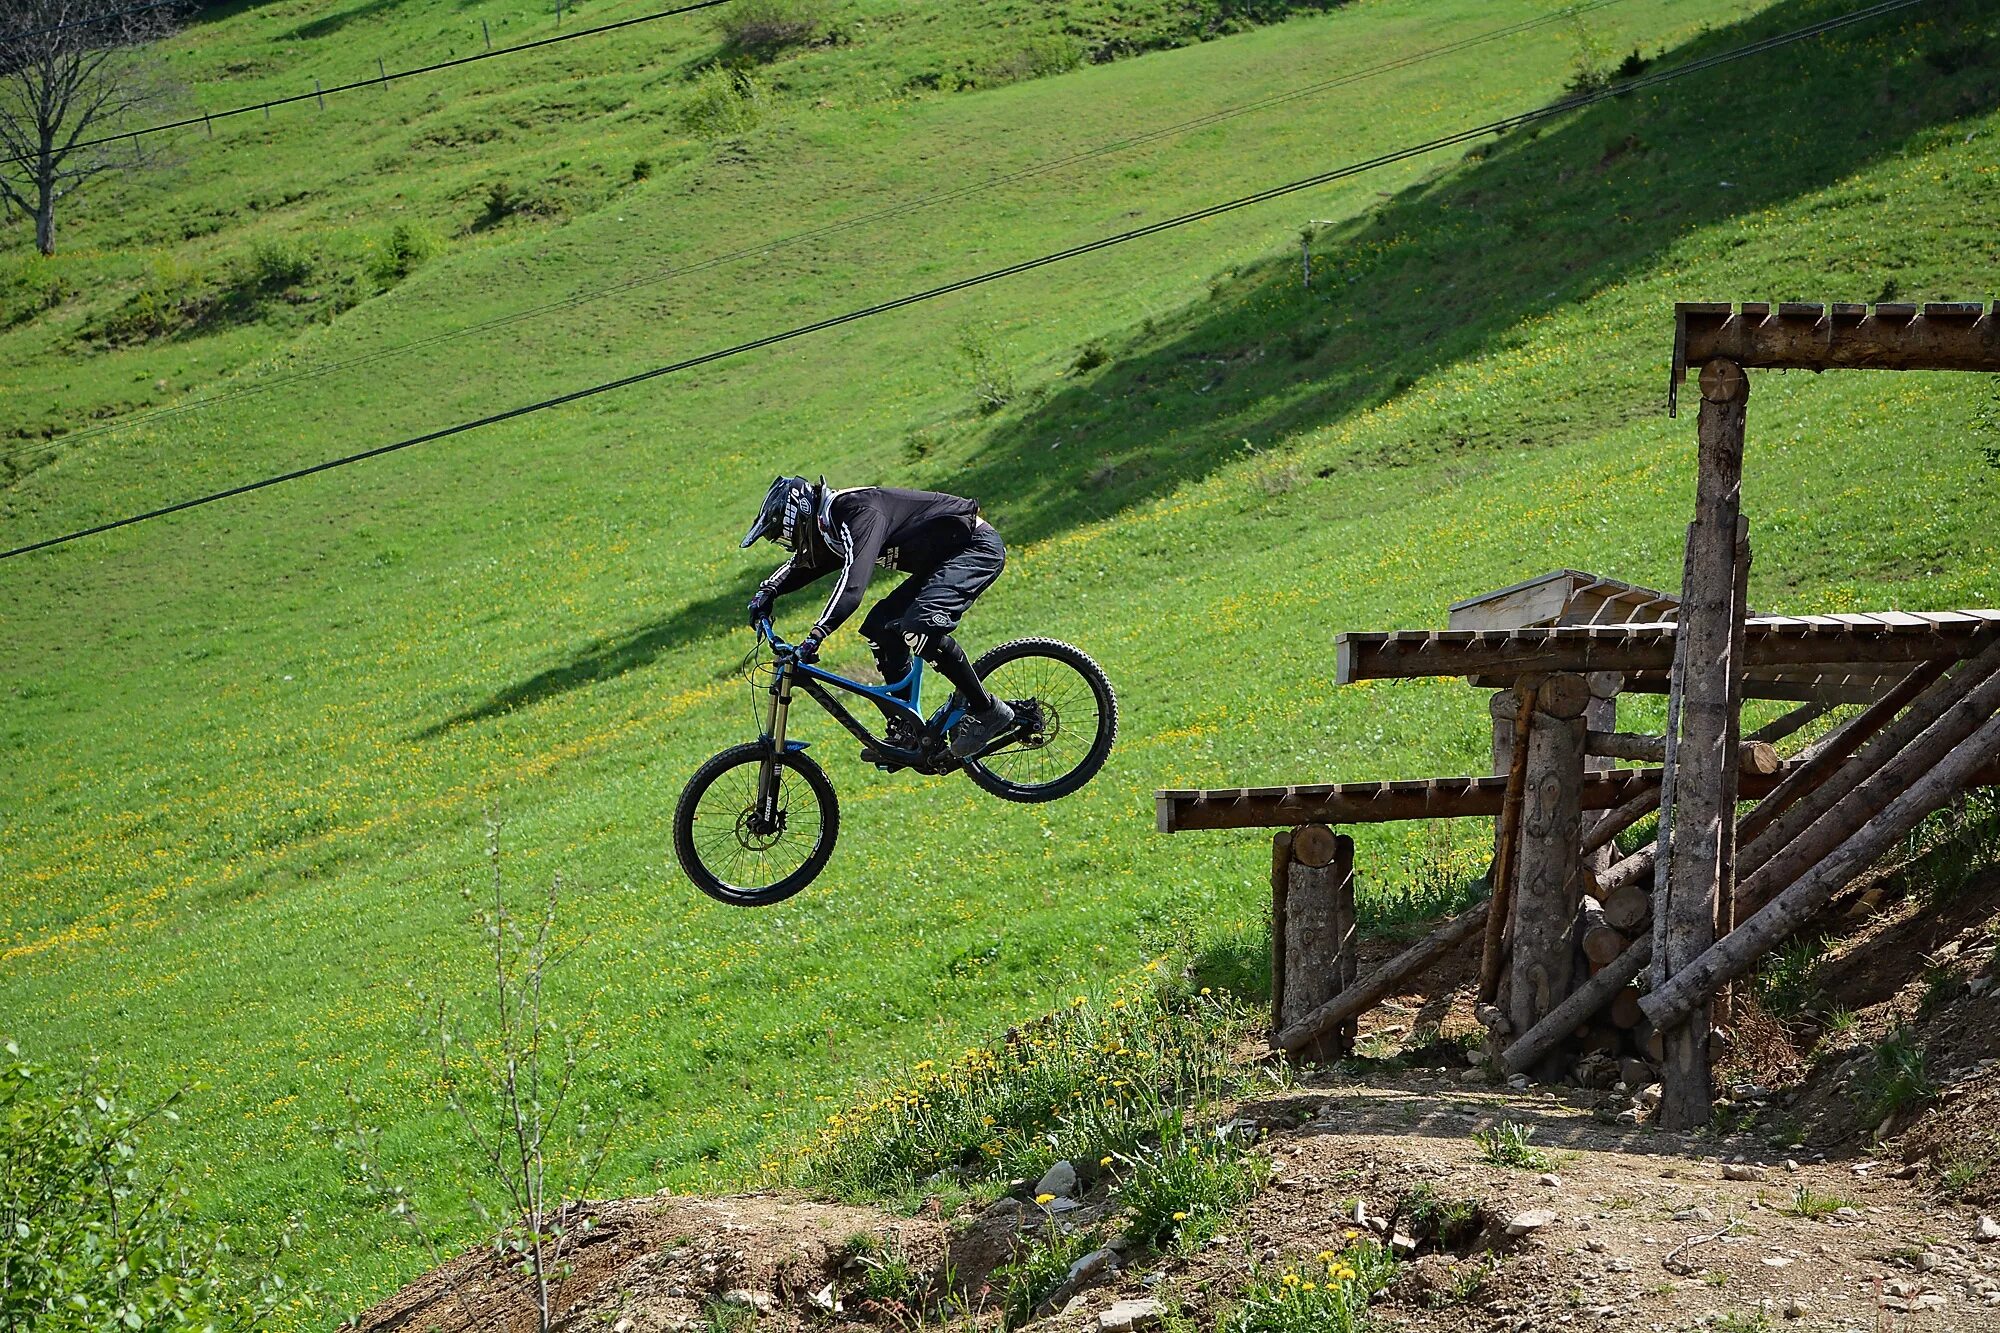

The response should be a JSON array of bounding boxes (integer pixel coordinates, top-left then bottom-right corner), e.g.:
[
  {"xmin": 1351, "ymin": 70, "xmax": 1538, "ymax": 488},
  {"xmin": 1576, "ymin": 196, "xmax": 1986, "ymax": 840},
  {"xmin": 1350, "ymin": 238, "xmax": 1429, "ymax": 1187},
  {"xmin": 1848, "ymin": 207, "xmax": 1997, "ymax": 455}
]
[{"xmin": 0, "ymin": 0, "xmax": 181, "ymax": 257}]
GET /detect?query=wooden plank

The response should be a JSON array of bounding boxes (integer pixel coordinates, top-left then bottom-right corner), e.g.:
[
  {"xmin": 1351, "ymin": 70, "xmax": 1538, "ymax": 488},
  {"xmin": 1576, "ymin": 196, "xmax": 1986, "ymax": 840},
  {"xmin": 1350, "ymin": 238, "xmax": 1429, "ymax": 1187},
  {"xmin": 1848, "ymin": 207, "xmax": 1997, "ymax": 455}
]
[
  {"xmin": 1156, "ymin": 764, "xmax": 1800, "ymax": 831},
  {"xmin": 1337, "ymin": 614, "xmax": 1999, "ymax": 684}
]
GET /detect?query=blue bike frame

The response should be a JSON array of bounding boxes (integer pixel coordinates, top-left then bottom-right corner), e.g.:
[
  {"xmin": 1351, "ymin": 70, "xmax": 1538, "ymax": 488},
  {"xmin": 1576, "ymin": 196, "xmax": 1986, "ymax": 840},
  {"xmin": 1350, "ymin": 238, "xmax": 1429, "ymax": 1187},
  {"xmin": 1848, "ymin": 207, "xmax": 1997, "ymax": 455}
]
[{"xmin": 754, "ymin": 620, "xmax": 973, "ymax": 758}]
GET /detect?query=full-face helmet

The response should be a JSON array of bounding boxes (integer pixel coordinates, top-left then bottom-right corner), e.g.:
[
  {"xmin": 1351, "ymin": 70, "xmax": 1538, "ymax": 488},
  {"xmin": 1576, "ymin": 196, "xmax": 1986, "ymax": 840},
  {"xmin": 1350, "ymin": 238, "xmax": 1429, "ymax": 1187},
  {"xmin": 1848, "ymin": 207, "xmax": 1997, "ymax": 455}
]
[{"xmin": 739, "ymin": 475, "xmax": 818, "ymax": 550}]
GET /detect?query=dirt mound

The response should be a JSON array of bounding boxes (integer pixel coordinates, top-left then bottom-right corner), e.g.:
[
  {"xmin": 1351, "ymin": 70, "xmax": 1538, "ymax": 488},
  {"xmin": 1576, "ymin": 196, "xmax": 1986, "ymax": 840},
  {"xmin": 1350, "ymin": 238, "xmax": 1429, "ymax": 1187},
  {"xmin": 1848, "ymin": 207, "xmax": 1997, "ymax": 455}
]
[{"xmin": 355, "ymin": 1194, "xmax": 955, "ymax": 1333}]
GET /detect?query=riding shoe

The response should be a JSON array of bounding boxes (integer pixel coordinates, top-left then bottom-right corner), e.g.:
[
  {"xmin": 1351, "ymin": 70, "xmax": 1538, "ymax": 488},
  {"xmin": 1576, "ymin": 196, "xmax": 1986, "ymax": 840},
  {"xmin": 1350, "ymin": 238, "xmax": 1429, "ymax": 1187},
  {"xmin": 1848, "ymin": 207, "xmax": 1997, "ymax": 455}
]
[{"xmin": 950, "ymin": 700, "xmax": 1016, "ymax": 759}]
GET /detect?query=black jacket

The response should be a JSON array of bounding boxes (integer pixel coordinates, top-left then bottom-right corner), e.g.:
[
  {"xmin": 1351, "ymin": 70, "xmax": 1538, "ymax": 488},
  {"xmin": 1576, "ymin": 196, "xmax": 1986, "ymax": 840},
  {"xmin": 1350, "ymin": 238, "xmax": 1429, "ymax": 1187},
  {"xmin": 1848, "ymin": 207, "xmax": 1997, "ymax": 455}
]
[{"xmin": 758, "ymin": 486, "xmax": 982, "ymax": 636}]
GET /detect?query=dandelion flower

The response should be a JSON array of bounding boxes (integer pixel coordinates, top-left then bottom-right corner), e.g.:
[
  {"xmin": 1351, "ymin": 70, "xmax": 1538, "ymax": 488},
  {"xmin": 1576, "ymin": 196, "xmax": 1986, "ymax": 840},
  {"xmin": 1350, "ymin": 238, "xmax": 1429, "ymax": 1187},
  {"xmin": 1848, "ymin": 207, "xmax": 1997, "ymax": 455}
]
[
  {"xmin": 1172, "ymin": 1211, "xmax": 1188, "ymax": 1221},
  {"xmin": 1035, "ymin": 1193, "xmax": 1056, "ymax": 1206},
  {"xmin": 1100, "ymin": 1156, "xmax": 1114, "ymax": 1167}
]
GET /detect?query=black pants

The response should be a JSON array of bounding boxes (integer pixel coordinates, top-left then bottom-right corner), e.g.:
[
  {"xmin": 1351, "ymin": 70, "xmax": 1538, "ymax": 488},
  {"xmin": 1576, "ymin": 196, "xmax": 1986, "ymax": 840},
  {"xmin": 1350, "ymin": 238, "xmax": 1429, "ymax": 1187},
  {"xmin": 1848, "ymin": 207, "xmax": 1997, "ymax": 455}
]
[{"xmin": 861, "ymin": 523, "xmax": 1006, "ymax": 711}]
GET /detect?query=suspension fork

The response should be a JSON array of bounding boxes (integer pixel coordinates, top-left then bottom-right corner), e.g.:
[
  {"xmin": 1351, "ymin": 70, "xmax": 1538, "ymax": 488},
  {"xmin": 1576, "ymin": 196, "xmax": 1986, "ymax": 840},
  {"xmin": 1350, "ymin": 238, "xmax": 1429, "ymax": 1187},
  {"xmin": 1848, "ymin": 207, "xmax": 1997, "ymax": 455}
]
[{"xmin": 757, "ymin": 659, "xmax": 794, "ymax": 826}]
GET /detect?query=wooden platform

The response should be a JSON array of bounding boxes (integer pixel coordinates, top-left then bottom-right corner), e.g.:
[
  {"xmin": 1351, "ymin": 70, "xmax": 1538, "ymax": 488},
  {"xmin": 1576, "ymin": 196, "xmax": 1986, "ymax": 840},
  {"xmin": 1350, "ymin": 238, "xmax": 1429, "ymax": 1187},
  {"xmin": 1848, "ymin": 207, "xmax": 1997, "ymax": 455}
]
[
  {"xmin": 1669, "ymin": 300, "xmax": 2000, "ymax": 415},
  {"xmin": 1335, "ymin": 611, "xmax": 2000, "ymax": 687}
]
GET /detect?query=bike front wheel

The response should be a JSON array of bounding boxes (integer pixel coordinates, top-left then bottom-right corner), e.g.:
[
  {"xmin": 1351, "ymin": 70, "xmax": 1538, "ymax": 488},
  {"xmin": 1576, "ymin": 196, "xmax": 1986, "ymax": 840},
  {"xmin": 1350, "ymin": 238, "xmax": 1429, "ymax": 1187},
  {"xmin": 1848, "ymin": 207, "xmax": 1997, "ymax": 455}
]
[
  {"xmin": 962, "ymin": 637, "xmax": 1118, "ymax": 803},
  {"xmin": 674, "ymin": 743, "xmax": 840, "ymax": 906}
]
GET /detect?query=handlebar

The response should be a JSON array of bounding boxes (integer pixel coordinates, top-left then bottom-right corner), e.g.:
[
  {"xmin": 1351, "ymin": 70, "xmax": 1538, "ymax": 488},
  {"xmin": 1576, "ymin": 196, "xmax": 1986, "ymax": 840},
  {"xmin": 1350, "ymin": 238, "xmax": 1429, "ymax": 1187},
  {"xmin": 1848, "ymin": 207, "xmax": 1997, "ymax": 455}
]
[{"xmin": 755, "ymin": 619, "xmax": 801, "ymax": 659}]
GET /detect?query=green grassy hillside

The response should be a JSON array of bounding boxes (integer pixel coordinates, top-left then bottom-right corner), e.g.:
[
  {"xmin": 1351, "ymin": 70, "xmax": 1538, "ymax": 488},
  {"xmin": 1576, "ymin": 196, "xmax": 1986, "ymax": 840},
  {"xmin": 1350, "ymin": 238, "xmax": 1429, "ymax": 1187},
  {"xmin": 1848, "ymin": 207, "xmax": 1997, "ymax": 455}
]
[{"xmin": 4, "ymin": 0, "xmax": 1997, "ymax": 1317}]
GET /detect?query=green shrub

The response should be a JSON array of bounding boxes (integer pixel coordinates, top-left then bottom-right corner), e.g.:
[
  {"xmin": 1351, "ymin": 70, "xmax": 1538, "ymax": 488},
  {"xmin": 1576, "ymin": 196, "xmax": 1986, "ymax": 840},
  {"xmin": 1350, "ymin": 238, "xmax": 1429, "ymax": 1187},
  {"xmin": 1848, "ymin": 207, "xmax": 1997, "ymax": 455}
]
[
  {"xmin": 792, "ymin": 975, "xmax": 1247, "ymax": 1199},
  {"xmin": 955, "ymin": 323, "xmax": 1015, "ymax": 415},
  {"xmin": 996, "ymin": 1224, "xmax": 1100, "ymax": 1328},
  {"xmin": 244, "ymin": 237, "xmax": 314, "ymax": 289},
  {"xmin": 367, "ymin": 221, "xmax": 441, "ymax": 287},
  {"xmin": 0, "ymin": 1042, "xmax": 291, "ymax": 1330},
  {"xmin": 1223, "ymin": 1238, "xmax": 1397, "ymax": 1333},
  {"xmin": 679, "ymin": 67, "xmax": 764, "ymax": 137},
  {"xmin": 1112, "ymin": 1118, "xmax": 1270, "ymax": 1252},
  {"xmin": 1071, "ymin": 340, "xmax": 1109, "ymax": 374},
  {"xmin": 1755, "ymin": 937, "xmax": 1827, "ymax": 1021},
  {"xmin": 997, "ymin": 33, "xmax": 1087, "ymax": 83},
  {"xmin": 1472, "ymin": 1120, "xmax": 1551, "ymax": 1171},
  {"xmin": 1856, "ymin": 1026, "xmax": 1935, "ymax": 1126},
  {"xmin": 713, "ymin": 0, "xmax": 828, "ymax": 62}
]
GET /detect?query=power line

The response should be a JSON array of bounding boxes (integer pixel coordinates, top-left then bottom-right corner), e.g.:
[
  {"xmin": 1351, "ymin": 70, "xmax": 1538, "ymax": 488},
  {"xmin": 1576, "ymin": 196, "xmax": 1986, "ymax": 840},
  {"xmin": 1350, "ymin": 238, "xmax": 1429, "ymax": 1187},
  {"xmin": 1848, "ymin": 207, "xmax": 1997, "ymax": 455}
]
[
  {"xmin": 0, "ymin": 0, "xmax": 734, "ymax": 171},
  {"xmin": 15, "ymin": 0, "xmax": 1639, "ymax": 462},
  {"xmin": 0, "ymin": 0, "xmax": 1927, "ymax": 563}
]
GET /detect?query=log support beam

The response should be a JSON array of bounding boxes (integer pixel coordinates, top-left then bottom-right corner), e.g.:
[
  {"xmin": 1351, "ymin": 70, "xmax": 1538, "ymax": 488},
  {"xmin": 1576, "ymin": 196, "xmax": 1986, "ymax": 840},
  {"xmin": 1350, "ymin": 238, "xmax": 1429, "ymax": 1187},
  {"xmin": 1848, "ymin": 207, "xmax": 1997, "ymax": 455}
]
[{"xmin": 1652, "ymin": 358, "xmax": 1750, "ymax": 1131}]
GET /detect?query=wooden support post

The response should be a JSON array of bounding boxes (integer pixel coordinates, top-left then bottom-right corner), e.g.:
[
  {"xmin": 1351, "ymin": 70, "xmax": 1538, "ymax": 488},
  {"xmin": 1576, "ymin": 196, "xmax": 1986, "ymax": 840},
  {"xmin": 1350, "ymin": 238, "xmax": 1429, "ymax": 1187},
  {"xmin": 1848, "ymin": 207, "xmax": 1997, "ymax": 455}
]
[
  {"xmin": 1269, "ymin": 831, "xmax": 1292, "ymax": 1041},
  {"xmin": 1644, "ymin": 709, "xmax": 2000, "ymax": 1028},
  {"xmin": 1479, "ymin": 683, "xmax": 1537, "ymax": 1002},
  {"xmin": 1278, "ymin": 824, "xmax": 1355, "ymax": 1063},
  {"xmin": 1653, "ymin": 358, "xmax": 1749, "ymax": 1131},
  {"xmin": 1274, "ymin": 898, "xmax": 1488, "ymax": 1055},
  {"xmin": 1505, "ymin": 672, "xmax": 1589, "ymax": 1075}
]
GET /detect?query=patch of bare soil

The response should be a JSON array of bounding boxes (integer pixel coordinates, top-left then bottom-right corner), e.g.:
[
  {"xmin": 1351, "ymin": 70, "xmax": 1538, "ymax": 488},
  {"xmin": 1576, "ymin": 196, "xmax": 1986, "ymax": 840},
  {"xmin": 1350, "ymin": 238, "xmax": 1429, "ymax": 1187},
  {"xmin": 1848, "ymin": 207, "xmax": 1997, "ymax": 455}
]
[
  {"xmin": 358, "ymin": 868, "xmax": 2000, "ymax": 1333},
  {"xmin": 354, "ymin": 1195, "xmax": 955, "ymax": 1333}
]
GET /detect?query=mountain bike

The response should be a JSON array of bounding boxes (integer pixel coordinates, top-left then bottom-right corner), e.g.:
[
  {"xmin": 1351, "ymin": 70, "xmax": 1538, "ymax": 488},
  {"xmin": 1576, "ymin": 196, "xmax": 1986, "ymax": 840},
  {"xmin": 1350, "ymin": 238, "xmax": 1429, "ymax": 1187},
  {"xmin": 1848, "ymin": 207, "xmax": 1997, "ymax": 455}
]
[{"xmin": 673, "ymin": 620, "xmax": 1118, "ymax": 906}]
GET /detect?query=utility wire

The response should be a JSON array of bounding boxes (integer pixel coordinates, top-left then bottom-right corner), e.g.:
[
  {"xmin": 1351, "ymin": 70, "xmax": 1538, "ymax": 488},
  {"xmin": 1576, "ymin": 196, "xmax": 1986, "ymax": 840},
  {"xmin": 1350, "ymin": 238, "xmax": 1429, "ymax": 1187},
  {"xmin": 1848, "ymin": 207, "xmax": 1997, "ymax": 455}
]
[
  {"xmin": 0, "ymin": 0, "xmax": 1927, "ymax": 563},
  {"xmin": 0, "ymin": 0, "xmax": 734, "ymax": 170},
  {"xmin": 19, "ymin": 0, "xmax": 1637, "ymax": 460}
]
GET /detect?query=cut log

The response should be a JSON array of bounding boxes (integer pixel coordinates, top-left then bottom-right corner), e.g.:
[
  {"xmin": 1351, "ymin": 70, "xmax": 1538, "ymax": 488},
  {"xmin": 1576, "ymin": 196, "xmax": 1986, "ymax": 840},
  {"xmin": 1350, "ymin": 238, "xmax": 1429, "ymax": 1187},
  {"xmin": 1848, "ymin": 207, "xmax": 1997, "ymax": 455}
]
[
  {"xmin": 1583, "ymin": 923, "xmax": 1630, "ymax": 969},
  {"xmin": 1746, "ymin": 700, "xmax": 1829, "ymax": 745},
  {"xmin": 1735, "ymin": 643, "xmax": 2000, "ymax": 912},
  {"xmin": 1273, "ymin": 897, "xmax": 1488, "ymax": 1054},
  {"xmin": 1610, "ymin": 986, "xmax": 1644, "ymax": 1029},
  {"xmin": 1602, "ymin": 880, "xmax": 1652, "ymax": 933},
  {"xmin": 1506, "ymin": 679, "xmax": 1589, "ymax": 1077},
  {"xmin": 1292, "ymin": 822, "xmax": 1341, "ymax": 869},
  {"xmin": 1643, "ymin": 708, "xmax": 2000, "ymax": 1029},
  {"xmin": 1592, "ymin": 657, "xmax": 1960, "ymax": 914},
  {"xmin": 1585, "ymin": 732, "xmax": 1778, "ymax": 774},
  {"xmin": 1582, "ymin": 783, "xmax": 1659, "ymax": 856},
  {"xmin": 1499, "ymin": 935, "xmax": 1650, "ymax": 1075}
]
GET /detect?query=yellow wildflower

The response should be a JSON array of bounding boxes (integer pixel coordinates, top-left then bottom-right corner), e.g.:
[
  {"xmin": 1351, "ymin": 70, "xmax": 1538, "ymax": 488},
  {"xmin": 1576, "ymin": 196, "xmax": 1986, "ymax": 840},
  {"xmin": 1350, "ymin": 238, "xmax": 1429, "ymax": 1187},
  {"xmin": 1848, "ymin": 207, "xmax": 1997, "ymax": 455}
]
[{"xmin": 1035, "ymin": 1193, "xmax": 1056, "ymax": 1206}]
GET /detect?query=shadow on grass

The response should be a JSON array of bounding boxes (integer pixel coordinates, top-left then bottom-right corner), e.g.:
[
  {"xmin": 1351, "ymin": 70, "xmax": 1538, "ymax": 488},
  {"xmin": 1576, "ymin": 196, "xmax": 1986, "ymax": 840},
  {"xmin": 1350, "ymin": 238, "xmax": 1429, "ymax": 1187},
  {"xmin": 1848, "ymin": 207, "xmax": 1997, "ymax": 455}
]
[
  {"xmin": 922, "ymin": 0, "xmax": 1997, "ymax": 548},
  {"xmin": 426, "ymin": 0, "xmax": 1995, "ymax": 730},
  {"xmin": 415, "ymin": 575, "xmax": 762, "ymax": 737}
]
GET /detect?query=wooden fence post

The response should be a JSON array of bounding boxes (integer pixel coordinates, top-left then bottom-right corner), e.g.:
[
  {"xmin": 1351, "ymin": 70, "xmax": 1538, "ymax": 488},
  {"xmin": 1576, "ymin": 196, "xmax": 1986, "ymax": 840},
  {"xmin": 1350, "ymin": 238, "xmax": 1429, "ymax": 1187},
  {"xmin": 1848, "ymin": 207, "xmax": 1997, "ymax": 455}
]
[
  {"xmin": 1653, "ymin": 358, "xmax": 1750, "ymax": 1131},
  {"xmin": 1279, "ymin": 824, "xmax": 1355, "ymax": 1063},
  {"xmin": 1505, "ymin": 672, "xmax": 1588, "ymax": 1075}
]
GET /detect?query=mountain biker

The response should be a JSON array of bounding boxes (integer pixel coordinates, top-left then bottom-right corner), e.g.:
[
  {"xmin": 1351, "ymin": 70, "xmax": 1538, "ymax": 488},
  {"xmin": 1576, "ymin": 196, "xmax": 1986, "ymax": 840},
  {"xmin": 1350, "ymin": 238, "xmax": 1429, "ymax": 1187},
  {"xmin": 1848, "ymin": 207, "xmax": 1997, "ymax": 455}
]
[{"xmin": 740, "ymin": 476, "xmax": 1015, "ymax": 762}]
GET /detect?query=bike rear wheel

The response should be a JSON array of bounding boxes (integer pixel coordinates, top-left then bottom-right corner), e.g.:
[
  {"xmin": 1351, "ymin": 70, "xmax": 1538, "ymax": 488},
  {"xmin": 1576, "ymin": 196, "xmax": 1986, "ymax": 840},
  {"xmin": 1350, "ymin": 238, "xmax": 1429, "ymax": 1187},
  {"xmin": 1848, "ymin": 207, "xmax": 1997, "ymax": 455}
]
[
  {"xmin": 674, "ymin": 743, "xmax": 840, "ymax": 906},
  {"xmin": 962, "ymin": 637, "xmax": 1117, "ymax": 803}
]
